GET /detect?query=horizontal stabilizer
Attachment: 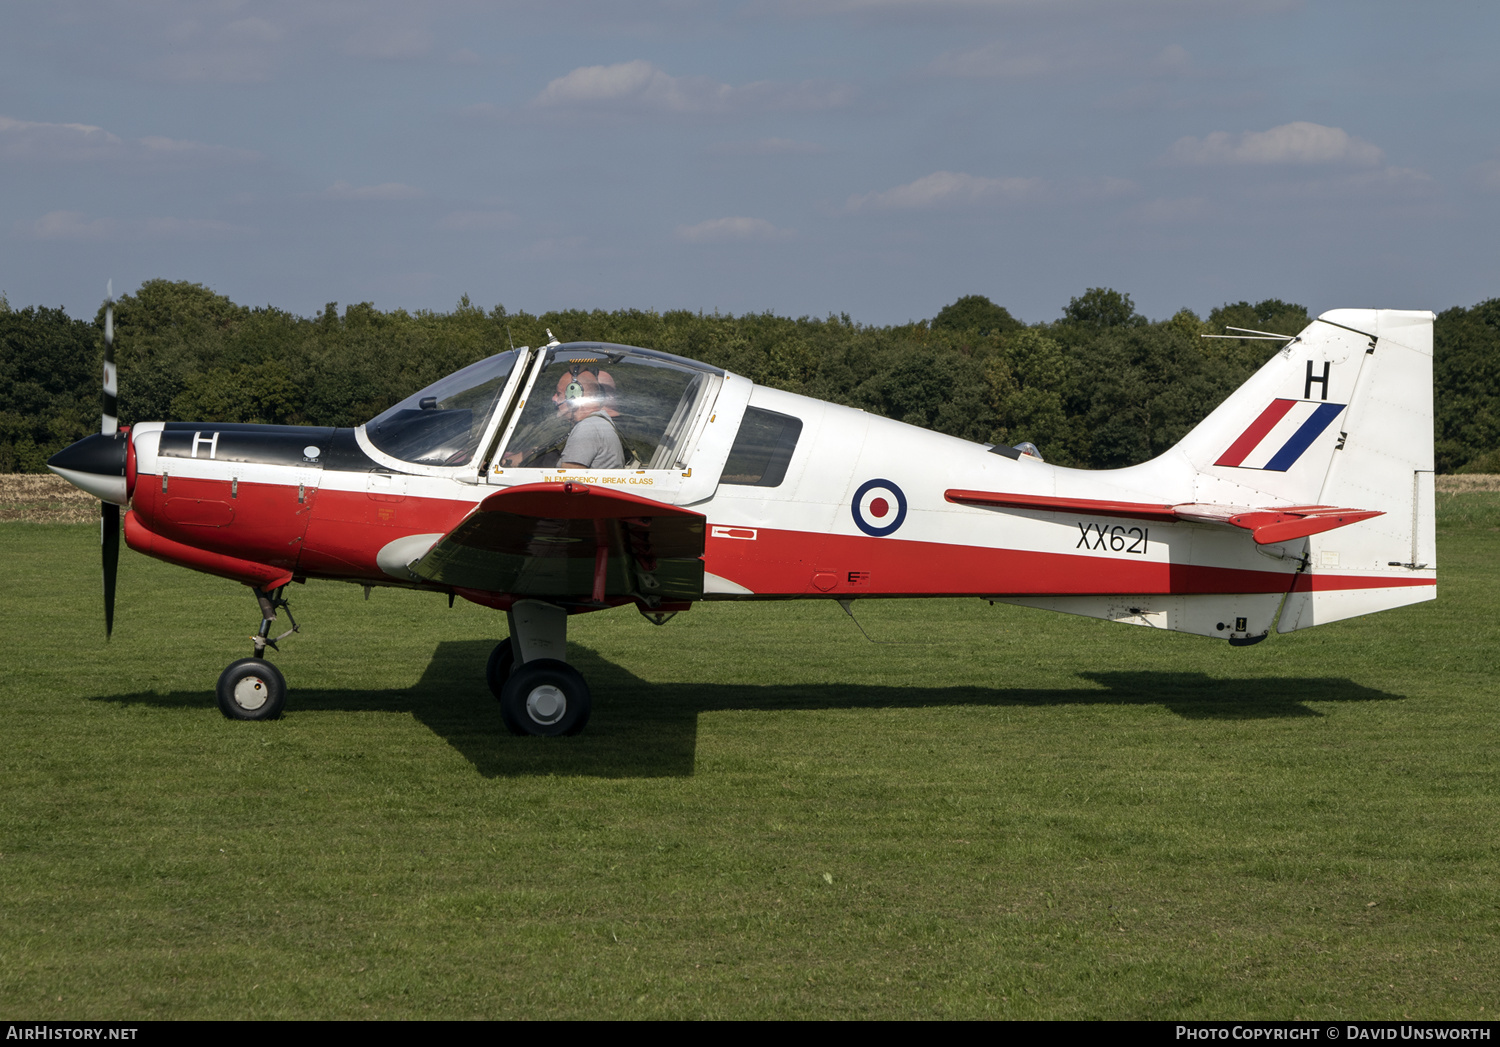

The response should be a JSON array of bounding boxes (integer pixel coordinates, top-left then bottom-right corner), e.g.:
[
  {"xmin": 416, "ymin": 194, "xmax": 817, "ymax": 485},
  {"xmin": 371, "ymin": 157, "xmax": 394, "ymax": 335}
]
[
  {"xmin": 944, "ymin": 489, "xmax": 1382, "ymax": 545},
  {"xmin": 411, "ymin": 482, "xmax": 705, "ymax": 604}
]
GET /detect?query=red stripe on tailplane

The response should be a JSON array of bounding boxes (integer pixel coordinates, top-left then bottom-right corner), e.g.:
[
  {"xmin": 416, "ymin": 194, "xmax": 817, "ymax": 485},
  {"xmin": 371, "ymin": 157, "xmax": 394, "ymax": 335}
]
[
  {"xmin": 1227, "ymin": 508, "xmax": 1384, "ymax": 545},
  {"xmin": 1215, "ymin": 398, "xmax": 1297, "ymax": 467}
]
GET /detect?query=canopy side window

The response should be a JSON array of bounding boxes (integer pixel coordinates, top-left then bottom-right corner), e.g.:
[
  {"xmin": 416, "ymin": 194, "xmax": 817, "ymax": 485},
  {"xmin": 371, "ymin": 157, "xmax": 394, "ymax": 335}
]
[
  {"xmin": 720, "ymin": 408, "xmax": 802, "ymax": 487},
  {"xmin": 647, "ymin": 373, "xmax": 707, "ymax": 470}
]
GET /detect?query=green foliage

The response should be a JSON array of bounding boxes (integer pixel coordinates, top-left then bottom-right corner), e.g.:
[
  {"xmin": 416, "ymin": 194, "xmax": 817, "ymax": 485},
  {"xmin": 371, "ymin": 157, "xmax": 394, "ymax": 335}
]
[
  {"xmin": 0, "ymin": 305, "xmax": 98, "ymax": 471},
  {"xmin": 931, "ymin": 294, "xmax": 1023, "ymax": 335},
  {"xmin": 4, "ymin": 283, "xmax": 1494, "ymax": 473},
  {"xmin": 1433, "ymin": 299, "xmax": 1500, "ymax": 473},
  {"xmin": 985, "ymin": 328, "xmax": 1076, "ymax": 460},
  {"xmin": 1061, "ymin": 287, "xmax": 1146, "ymax": 330}
]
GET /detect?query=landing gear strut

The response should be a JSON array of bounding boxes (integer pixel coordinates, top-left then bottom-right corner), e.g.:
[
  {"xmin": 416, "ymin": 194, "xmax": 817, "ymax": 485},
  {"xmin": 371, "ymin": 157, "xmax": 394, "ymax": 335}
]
[
  {"xmin": 251, "ymin": 585, "xmax": 298, "ymax": 658},
  {"xmin": 493, "ymin": 600, "xmax": 592, "ymax": 736},
  {"xmin": 216, "ymin": 585, "xmax": 298, "ymax": 721}
]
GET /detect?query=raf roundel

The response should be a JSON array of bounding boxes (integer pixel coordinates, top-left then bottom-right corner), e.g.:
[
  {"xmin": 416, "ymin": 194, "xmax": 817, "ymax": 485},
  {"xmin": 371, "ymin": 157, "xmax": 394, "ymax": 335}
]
[{"xmin": 851, "ymin": 478, "xmax": 908, "ymax": 537}]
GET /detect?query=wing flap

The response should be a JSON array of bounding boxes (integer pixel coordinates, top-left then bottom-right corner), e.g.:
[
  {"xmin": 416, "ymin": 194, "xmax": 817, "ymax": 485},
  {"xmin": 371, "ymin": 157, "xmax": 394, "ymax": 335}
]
[
  {"xmin": 411, "ymin": 482, "xmax": 705, "ymax": 602},
  {"xmin": 945, "ymin": 490, "xmax": 1382, "ymax": 545}
]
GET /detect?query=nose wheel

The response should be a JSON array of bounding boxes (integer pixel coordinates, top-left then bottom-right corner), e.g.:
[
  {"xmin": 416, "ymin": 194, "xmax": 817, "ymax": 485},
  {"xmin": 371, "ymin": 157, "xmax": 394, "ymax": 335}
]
[
  {"xmin": 217, "ymin": 585, "xmax": 298, "ymax": 721},
  {"xmin": 216, "ymin": 658, "xmax": 287, "ymax": 720}
]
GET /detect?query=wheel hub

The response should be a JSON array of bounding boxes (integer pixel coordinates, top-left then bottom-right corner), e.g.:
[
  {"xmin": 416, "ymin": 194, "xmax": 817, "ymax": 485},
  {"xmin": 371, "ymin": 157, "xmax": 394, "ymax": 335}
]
[
  {"xmin": 233, "ymin": 675, "xmax": 268, "ymax": 711},
  {"xmin": 525, "ymin": 684, "xmax": 566, "ymax": 725}
]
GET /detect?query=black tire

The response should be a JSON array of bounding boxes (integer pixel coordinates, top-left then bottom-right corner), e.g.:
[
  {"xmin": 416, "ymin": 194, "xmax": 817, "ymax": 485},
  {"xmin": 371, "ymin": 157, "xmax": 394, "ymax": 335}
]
[
  {"xmin": 499, "ymin": 658, "xmax": 591, "ymax": 737},
  {"xmin": 216, "ymin": 658, "xmax": 287, "ymax": 721},
  {"xmin": 486, "ymin": 640, "xmax": 516, "ymax": 700}
]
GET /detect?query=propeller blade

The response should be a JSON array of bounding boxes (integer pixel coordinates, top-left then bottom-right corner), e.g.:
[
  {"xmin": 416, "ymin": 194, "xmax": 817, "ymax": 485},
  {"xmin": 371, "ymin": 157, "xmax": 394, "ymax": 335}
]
[
  {"xmin": 102, "ymin": 502, "xmax": 119, "ymax": 638},
  {"xmin": 102, "ymin": 281, "xmax": 119, "ymax": 636},
  {"xmin": 102, "ymin": 285, "xmax": 117, "ymax": 435}
]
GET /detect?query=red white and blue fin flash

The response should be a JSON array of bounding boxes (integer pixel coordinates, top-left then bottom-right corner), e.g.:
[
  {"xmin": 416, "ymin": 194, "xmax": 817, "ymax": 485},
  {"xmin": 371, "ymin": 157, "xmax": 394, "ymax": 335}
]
[{"xmin": 1216, "ymin": 399, "xmax": 1345, "ymax": 471}]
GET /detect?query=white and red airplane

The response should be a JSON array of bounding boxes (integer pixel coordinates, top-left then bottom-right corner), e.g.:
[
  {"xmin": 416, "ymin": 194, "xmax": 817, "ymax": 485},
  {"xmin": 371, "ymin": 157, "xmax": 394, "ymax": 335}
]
[{"xmin": 48, "ymin": 305, "xmax": 1436, "ymax": 735}]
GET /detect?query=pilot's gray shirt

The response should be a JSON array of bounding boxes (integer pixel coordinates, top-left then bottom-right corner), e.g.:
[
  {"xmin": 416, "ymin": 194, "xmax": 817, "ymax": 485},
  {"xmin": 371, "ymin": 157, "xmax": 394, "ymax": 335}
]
[{"xmin": 561, "ymin": 414, "xmax": 624, "ymax": 469}]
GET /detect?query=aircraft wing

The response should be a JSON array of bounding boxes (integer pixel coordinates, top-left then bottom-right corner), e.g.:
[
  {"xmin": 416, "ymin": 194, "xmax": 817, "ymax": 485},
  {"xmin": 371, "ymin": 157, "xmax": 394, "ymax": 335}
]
[
  {"xmin": 944, "ymin": 490, "xmax": 1383, "ymax": 545},
  {"xmin": 410, "ymin": 481, "xmax": 706, "ymax": 603}
]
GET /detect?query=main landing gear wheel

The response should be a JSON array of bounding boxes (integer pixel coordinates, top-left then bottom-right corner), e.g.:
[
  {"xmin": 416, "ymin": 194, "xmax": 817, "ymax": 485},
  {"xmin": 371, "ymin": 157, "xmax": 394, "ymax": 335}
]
[
  {"xmin": 216, "ymin": 658, "xmax": 287, "ymax": 721},
  {"xmin": 486, "ymin": 640, "xmax": 516, "ymax": 700},
  {"xmin": 499, "ymin": 658, "xmax": 591, "ymax": 737}
]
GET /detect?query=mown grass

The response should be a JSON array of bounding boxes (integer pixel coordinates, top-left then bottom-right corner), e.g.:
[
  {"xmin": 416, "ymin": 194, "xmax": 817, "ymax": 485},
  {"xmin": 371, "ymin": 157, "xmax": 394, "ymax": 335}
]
[{"xmin": 2, "ymin": 496, "xmax": 1498, "ymax": 1019}]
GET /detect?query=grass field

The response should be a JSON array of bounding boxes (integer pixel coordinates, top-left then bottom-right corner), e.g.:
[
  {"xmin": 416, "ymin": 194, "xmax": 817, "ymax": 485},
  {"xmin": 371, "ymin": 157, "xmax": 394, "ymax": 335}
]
[{"xmin": 2, "ymin": 495, "xmax": 1497, "ymax": 1019}]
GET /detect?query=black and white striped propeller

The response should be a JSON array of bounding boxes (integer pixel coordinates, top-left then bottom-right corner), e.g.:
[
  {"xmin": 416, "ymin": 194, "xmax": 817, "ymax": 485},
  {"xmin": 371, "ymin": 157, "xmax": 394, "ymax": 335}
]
[
  {"xmin": 46, "ymin": 281, "xmax": 128, "ymax": 638},
  {"xmin": 100, "ymin": 281, "xmax": 120, "ymax": 637}
]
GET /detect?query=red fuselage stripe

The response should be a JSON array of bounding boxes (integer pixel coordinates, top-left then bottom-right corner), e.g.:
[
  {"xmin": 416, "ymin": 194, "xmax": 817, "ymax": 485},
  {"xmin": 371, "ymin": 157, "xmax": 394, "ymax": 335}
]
[{"xmin": 704, "ymin": 526, "xmax": 1432, "ymax": 598}]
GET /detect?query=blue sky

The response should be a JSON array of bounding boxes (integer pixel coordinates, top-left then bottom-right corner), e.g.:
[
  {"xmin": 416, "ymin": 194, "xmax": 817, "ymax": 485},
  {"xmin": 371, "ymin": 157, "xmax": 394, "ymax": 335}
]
[{"xmin": 3, "ymin": 0, "xmax": 1497, "ymax": 327}]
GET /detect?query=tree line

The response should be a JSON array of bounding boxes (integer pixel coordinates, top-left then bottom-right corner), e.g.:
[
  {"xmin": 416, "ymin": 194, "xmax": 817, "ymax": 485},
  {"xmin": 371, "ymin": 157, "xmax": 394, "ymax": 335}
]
[{"xmin": 2, "ymin": 280, "xmax": 1497, "ymax": 474}]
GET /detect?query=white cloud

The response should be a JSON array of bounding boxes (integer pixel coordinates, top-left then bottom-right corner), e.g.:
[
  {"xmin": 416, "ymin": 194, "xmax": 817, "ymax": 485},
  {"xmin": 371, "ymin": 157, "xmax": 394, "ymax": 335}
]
[
  {"xmin": 19, "ymin": 210, "xmax": 251, "ymax": 241},
  {"xmin": 846, "ymin": 170, "xmax": 1045, "ymax": 211},
  {"xmin": 532, "ymin": 60, "xmax": 854, "ymax": 115},
  {"xmin": 0, "ymin": 115, "xmax": 258, "ymax": 168},
  {"xmin": 439, "ymin": 210, "xmax": 517, "ymax": 232},
  {"xmin": 0, "ymin": 116, "xmax": 121, "ymax": 162},
  {"xmin": 1168, "ymin": 122, "xmax": 1384, "ymax": 166},
  {"xmin": 1475, "ymin": 160, "xmax": 1500, "ymax": 193},
  {"xmin": 675, "ymin": 217, "xmax": 795, "ymax": 243},
  {"xmin": 321, "ymin": 181, "xmax": 425, "ymax": 201}
]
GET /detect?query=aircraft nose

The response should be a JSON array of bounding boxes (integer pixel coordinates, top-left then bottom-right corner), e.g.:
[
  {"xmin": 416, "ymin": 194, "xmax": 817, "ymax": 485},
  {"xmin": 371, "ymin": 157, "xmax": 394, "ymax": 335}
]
[{"xmin": 47, "ymin": 432, "xmax": 129, "ymax": 505}]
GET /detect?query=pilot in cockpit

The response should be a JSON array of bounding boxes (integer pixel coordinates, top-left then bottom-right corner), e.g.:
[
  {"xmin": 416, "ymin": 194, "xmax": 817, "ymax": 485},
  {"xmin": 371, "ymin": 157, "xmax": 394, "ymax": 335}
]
[
  {"xmin": 553, "ymin": 368, "xmax": 624, "ymax": 469},
  {"xmin": 500, "ymin": 362, "xmax": 634, "ymax": 470}
]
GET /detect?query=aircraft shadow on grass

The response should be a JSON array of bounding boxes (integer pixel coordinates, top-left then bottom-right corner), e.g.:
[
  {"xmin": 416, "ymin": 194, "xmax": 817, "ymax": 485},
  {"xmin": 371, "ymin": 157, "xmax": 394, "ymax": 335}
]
[{"xmin": 95, "ymin": 639, "xmax": 1404, "ymax": 779}]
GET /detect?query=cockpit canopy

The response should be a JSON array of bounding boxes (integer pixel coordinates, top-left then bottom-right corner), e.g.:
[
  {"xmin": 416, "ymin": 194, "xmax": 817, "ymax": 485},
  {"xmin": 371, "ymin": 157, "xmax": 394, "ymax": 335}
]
[{"xmin": 363, "ymin": 342, "xmax": 724, "ymax": 473}]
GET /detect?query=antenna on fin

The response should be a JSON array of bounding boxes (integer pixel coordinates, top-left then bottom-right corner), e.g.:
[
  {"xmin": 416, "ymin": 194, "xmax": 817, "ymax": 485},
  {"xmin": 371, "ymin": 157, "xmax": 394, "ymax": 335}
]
[{"xmin": 1202, "ymin": 326, "xmax": 1298, "ymax": 342}]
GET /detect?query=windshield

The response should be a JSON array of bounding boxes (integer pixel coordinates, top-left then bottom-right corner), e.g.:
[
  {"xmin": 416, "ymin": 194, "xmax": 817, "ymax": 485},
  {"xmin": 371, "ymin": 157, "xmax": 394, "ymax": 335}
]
[
  {"xmin": 366, "ymin": 350, "xmax": 519, "ymax": 467},
  {"xmin": 500, "ymin": 347, "xmax": 715, "ymax": 471}
]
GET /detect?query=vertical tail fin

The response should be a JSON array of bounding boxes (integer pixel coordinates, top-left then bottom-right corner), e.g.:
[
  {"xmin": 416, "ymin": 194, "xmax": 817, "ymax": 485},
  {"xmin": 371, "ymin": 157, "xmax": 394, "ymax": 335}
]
[{"xmin": 1175, "ymin": 309, "xmax": 1436, "ymax": 628}]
